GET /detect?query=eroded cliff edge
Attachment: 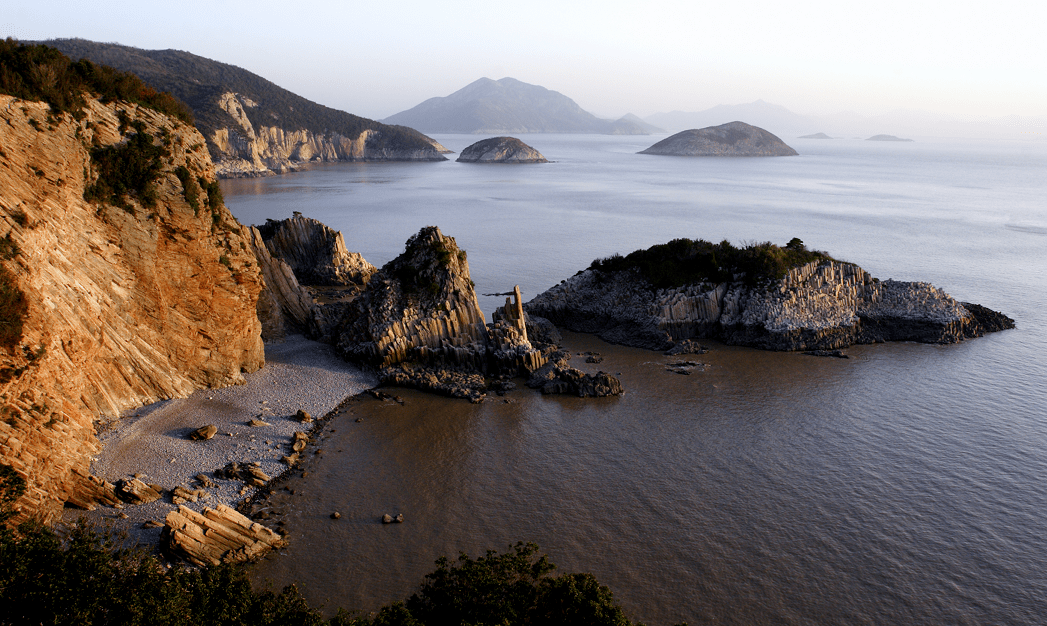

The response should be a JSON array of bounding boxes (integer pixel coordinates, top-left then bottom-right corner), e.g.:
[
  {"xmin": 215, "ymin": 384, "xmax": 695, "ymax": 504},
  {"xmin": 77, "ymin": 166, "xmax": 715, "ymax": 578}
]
[
  {"xmin": 525, "ymin": 244, "xmax": 1014, "ymax": 352},
  {"xmin": 0, "ymin": 93, "xmax": 264, "ymax": 523}
]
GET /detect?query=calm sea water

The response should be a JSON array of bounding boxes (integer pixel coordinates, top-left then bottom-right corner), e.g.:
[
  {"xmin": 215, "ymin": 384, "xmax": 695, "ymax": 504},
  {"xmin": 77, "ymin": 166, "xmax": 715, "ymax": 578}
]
[{"xmin": 224, "ymin": 135, "xmax": 1047, "ymax": 625}]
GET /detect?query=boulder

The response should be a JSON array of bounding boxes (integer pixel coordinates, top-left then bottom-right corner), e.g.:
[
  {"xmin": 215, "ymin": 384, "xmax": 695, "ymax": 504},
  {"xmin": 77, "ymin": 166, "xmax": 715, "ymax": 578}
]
[
  {"xmin": 161, "ymin": 504, "xmax": 284, "ymax": 567},
  {"xmin": 189, "ymin": 425, "xmax": 218, "ymax": 441},
  {"xmin": 116, "ymin": 478, "xmax": 162, "ymax": 505}
]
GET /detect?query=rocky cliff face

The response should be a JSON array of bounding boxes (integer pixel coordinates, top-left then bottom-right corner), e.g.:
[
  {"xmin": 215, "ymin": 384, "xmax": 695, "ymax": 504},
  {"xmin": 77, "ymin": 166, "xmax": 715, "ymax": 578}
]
[
  {"xmin": 525, "ymin": 259, "xmax": 1013, "ymax": 351},
  {"xmin": 210, "ymin": 93, "xmax": 446, "ymax": 177},
  {"xmin": 249, "ymin": 215, "xmax": 376, "ymax": 342},
  {"xmin": 639, "ymin": 121, "xmax": 798, "ymax": 157},
  {"xmin": 0, "ymin": 94, "xmax": 265, "ymax": 522}
]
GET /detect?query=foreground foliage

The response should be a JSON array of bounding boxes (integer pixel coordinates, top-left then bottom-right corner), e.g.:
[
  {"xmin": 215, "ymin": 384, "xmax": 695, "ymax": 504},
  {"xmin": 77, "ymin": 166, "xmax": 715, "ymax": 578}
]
[
  {"xmin": 590, "ymin": 236, "xmax": 834, "ymax": 288},
  {"xmin": 0, "ymin": 39, "xmax": 193, "ymax": 123}
]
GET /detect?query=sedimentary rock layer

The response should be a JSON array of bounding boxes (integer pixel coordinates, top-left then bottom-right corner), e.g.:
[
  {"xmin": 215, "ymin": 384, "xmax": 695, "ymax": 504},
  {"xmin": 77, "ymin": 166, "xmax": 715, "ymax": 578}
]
[
  {"xmin": 0, "ymin": 94, "xmax": 264, "ymax": 522},
  {"xmin": 525, "ymin": 260, "xmax": 1013, "ymax": 351}
]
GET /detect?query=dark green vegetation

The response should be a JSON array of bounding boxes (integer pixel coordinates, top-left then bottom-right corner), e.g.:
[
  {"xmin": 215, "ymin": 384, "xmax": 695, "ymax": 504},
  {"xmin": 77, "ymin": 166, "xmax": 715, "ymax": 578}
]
[
  {"xmin": 0, "ymin": 502, "xmax": 648, "ymax": 625},
  {"xmin": 0, "ymin": 39, "xmax": 192, "ymax": 123},
  {"xmin": 83, "ymin": 120, "xmax": 168, "ymax": 211},
  {"xmin": 0, "ymin": 266, "xmax": 27, "ymax": 351},
  {"xmin": 590, "ymin": 237, "xmax": 834, "ymax": 289},
  {"xmin": 39, "ymin": 39, "xmax": 437, "ymax": 157}
]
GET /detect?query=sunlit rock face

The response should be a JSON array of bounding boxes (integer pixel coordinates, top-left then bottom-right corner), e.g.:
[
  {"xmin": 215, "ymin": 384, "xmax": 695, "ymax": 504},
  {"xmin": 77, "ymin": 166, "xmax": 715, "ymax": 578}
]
[{"xmin": 0, "ymin": 94, "xmax": 265, "ymax": 523}]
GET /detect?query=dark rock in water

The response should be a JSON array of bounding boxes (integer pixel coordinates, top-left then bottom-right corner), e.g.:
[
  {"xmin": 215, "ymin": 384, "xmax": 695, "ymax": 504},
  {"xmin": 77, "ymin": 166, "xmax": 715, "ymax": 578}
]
[
  {"xmin": 525, "ymin": 313, "xmax": 562, "ymax": 347},
  {"xmin": 380, "ymin": 365, "xmax": 488, "ymax": 403},
  {"xmin": 804, "ymin": 350, "xmax": 849, "ymax": 358},
  {"xmin": 664, "ymin": 340, "xmax": 709, "ymax": 356},
  {"xmin": 960, "ymin": 302, "xmax": 1016, "ymax": 334},
  {"xmin": 526, "ymin": 350, "xmax": 624, "ymax": 397},
  {"xmin": 382, "ymin": 514, "xmax": 394, "ymax": 524},
  {"xmin": 457, "ymin": 136, "xmax": 548, "ymax": 163},
  {"xmin": 639, "ymin": 121, "xmax": 798, "ymax": 157}
]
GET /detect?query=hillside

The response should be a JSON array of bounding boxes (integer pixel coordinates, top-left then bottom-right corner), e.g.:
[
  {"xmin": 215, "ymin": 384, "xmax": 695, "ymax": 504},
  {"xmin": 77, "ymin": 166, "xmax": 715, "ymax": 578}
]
[
  {"xmin": 0, "ymin": 41, "xmax": 266, "ymax": 521},
  {"xmin": 39, "ymin": 39, "xmax": 446, "ymax": 177},
  {"xmin": 383, "ymin": 77, "xmax": 650, "ymax": 134}
]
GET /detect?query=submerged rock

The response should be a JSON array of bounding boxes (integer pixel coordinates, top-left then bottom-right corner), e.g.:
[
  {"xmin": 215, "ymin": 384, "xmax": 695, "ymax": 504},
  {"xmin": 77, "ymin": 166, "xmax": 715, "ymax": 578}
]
[
  {"xmin": 457, "ymin": 137, "xmax": 548, "ymax": 163},
  {"xmin": 639, "ymin": 121, "xmax": 798, "ymax": 157}
]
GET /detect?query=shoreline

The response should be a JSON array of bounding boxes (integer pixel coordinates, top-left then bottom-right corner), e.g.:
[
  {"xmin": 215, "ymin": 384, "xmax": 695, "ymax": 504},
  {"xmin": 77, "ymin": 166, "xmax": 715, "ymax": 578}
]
[{"xmin": 61, "ymin": 334, "xmax": 377, "ymax": 549}]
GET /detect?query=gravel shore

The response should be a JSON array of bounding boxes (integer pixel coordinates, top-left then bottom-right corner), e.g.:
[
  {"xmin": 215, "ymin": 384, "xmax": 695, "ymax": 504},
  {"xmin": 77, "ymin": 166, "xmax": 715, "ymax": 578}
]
[{"xmin": 61, "ymin": 334, "xmax": 376, "ymax": 548}]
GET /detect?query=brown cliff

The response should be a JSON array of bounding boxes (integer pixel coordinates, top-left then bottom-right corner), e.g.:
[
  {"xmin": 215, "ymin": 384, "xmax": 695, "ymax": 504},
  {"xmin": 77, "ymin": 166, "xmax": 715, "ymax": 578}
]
[{"xmin": 0, "ymin": 94, "xmax": 264, "ymax": 523}]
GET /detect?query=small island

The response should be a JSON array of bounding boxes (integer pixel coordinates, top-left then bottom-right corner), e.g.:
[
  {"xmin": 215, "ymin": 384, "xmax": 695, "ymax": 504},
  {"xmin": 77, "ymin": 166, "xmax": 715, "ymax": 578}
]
[
  {"xmin": 867, "ymin": 134, "xmax": 914, "ymax": 142},
  {"xmin": 639, "ymin": 121, "xmax": 798, "ymax": 157},
  {"xmin": 799, "ymin": 132, "xmax": 833, "ymax": 139},
  {"xmin": 456, "ymin": 136, "xmax": 548, "ymax": 163}
]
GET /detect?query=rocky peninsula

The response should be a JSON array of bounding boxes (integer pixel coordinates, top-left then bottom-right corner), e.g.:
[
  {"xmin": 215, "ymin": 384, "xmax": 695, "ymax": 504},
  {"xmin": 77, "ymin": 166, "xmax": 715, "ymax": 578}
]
[
  {"xmin": 525, "ymin": 239, "xmax": 1013, "ymax": 352},
  {"xmin": 639, "ymin": 121, "xmax": 798, "ymax": 157},
  {"xmin": 457, "ymin": 137, "xmax": 548, "ymax": 163}
]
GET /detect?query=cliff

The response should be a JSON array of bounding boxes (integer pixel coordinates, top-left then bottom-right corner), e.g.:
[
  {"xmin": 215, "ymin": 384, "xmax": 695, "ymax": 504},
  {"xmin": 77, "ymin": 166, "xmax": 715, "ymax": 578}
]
[
  {"xmin": 525, "ymin": 258, "xmax": 1013, "ymax": 352},
  {"xmin": 40, "ymin": 39, "xmax": 448, "ymax": 177},
  {"xmin": 639, "ymin": 122, "xmax": 798, "ymax": 157},
  {"xmin": 456, "ymin": 137, "xmax": 548, "ymax": 163},
  {"xmin": 0, "ymin": 90, "xmax": 265, "ymax": 522},
  {"xmin": 249, "ymin": 215, "xmax": 375, "ymax": 342}
]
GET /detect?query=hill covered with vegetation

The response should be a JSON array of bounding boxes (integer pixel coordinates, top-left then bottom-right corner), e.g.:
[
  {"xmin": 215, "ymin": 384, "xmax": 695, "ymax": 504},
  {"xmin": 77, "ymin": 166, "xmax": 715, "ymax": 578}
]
[{"xmin": 39, "ymin": 39, "xmax": 444, "ymax": 174}]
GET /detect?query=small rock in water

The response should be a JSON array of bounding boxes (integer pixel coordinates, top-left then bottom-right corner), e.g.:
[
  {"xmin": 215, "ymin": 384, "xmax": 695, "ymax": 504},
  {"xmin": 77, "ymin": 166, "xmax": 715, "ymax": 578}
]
[
  {"xmin": 382, "ymin": 514, "xmax": 394, "ymax": 524},
  {"xmin": 395, "ymin": 513, "xmax": 404, "ymax": 523},
  {"xmin": 803, "ymin": 349, "xmax": 849, "ymax": 358},
  {"xmin": 331, "ymin": 512, "xmax": 341, "ymax": 520}
]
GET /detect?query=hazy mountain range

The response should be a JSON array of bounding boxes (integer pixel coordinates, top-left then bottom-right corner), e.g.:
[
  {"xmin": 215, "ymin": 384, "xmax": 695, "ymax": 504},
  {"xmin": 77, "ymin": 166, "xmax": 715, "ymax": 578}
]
[{"xmin": 382, "ymin": 77, "xmax": 660, "ymax": 135}]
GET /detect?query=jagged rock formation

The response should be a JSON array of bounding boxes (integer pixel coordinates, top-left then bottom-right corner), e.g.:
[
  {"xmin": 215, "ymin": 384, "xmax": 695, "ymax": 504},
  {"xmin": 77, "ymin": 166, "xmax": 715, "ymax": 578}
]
[
  {"xmin": 639, "ymin": 121, "xmax": 798, "ymax": 157},
  {"xmin": 527, "ymin": 350, "xmax": 624, "ymax": 398},
  {"xmin": 161, "ymin": 503, "xmax": 284, "ymax": 566},
  {"xmin": 256, "ymin": 215, "xmax": 375, "ymax": 286},
  {"xmin": 457, "ymin": 137, "xmax": 548, "ymax": 163},
  {"xmin": 382, "ymin": 77, "xmax": 651, "ymax": 135},
  {"xmin": 40, "ymin": 39, "xmax": 448, "ymax": 177},
  {"xmin": 249, "ymin": 215, "xmax": 376, "ymax": 342},
  {"xmin": 334, "ymin": 228, "xmax": 547, "ymax": 400},
  {"xmin": 526, "ymin": 259, "xmax": 1013, "ymax": 352},
  {"xmin": 0, "ymin": 93, "xmax": 265, "ymax": 523}
]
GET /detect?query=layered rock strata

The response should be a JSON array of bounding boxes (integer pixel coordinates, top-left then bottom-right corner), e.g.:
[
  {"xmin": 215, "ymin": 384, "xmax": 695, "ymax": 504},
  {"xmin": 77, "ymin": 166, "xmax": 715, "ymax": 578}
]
[
  {"xmin": 161, "ymin": 503, "xmax": 284, "ymax": 566},
  {"xmin": 0, "ymin": 94, "xmax": 265, "ymax": 523},
  {"xmin": 249, "ymin": 215, "xmax": 376, "ymax": 341},
  {"xmin": 639, "ymin": 121, "xmax": 798, "ymax": 157},
  {"xmin": 525, "ymin": 260, "xmax": 1013, "ymax": 352},
  {"xmin": 456, "ymin": 137, "xmax": 548, "ymax": 163}
]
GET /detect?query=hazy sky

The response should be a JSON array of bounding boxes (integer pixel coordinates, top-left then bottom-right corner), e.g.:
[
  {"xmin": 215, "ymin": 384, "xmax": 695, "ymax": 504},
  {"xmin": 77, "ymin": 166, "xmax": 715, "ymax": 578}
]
[{"xmin": 6, "ymin": 0, "xmax": 1045, "ymax": 122}]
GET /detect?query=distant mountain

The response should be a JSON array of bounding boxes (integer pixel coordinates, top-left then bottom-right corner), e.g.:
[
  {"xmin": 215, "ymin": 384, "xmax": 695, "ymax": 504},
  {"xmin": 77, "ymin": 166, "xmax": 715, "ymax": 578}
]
[
  {"xmin": 383, "ymin": 77, "xmax": 650, "ymax": 135},
  {"xmin": 867, "ymin": 134, "xmax": 913, "ymax": 142},
  {"xmin": 617, "ymin": 113, "xmax": 665, "ymax": 134},
  {"xmin": 39, "ymin": 39, "xmax": 446, "ymax": 177},
  {"xmin": 645, "ymin": 100, "xmax": 1047, "ymax": 140},
  {"xmin": 799, "ymin": 132, "xmax": 833, "ymax": 139}
]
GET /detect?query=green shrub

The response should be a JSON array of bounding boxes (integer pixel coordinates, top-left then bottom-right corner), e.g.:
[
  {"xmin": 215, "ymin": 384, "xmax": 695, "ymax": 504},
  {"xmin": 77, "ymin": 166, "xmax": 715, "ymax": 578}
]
[
  {"xmin": 83, "ymin": 120, "xmax": 169, "ymax": 210},
  {"xmin": 590, "ymin": 237, "xmax": 835, "ymax": 289},
  {"xmin": 174, "ymin": 166, "xmax": 200, "ymax": 213},
  {"xmin": 0, "ymin": 265, "xmax": 27, "ymax": 351}
]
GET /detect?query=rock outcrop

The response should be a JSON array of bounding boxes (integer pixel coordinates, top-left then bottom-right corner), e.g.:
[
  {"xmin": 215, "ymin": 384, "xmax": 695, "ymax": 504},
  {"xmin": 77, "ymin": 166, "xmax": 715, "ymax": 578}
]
[
  {"xmin": 334, "ymin": 227, "xmax": 547, "ymax": 400},
  {"xmin": 0, "ymin": 93, "xmax": 265, "ymax": 523},
  {"xmin": 457, "ymin": 137, "xmax": 548, "ymax": 163},
  {"xmin": 256, "ymin": 214, "xmax": 375, "ymax": 287},
  {"xmin": 525, "ymin": 259, "xmax": 1014, "ymax": 352},
  {"xmin": 639, "ymin": 121, "xmax": 798, "ymax": 157},
  {"xmin": 161, "ymin": 503, "xmax": 284, "ymax": 566}
]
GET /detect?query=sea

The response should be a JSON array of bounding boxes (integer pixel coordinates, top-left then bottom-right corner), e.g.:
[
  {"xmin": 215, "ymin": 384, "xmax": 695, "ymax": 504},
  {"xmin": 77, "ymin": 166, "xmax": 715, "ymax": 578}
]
[{"xmin": 222, "ymin": 134, "xmax": 1047, "ymax": 625}]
